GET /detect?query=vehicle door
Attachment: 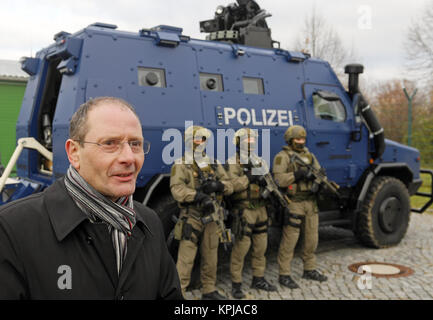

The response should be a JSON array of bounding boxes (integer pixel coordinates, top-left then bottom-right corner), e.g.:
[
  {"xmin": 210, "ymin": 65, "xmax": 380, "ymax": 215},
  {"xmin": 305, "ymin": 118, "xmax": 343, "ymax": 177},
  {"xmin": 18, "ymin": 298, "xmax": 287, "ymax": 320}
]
[{"xmin": 302, "ymin": 84, "xmax": 367, "ymax": 186}]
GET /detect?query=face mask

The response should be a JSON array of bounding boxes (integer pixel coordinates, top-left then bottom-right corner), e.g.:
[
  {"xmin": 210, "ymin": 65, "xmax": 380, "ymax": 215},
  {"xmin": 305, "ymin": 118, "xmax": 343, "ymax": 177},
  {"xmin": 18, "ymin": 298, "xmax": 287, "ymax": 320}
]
[
  {"xmin": 247, "ymin": 140, "xmax": 256, "ymax": 151},
  {"xmin": 193, "ymin": 142, "xmax": 206, "ymax": 153},
  {"xmin": 292, "ymin": 141, "xmax": 305, "ymax": 151},
  {"xmin": 238, "ymin": 137, "xmax": 256, "ymax": 154}
]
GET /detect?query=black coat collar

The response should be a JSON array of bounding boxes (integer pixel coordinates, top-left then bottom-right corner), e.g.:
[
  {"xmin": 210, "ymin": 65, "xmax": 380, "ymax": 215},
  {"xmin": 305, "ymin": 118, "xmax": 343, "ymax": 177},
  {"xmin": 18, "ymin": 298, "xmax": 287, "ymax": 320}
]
[{"xmin": 44, "ymin": 178, "xmax": 150, "ymax": 242}]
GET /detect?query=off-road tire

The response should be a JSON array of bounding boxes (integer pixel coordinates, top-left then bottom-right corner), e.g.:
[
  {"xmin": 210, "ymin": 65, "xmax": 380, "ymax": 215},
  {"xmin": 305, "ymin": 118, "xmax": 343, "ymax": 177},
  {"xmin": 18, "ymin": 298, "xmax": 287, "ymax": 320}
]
[{"xmin": 355, "ymin": 176, "xmax": 410, "ymax": 248}]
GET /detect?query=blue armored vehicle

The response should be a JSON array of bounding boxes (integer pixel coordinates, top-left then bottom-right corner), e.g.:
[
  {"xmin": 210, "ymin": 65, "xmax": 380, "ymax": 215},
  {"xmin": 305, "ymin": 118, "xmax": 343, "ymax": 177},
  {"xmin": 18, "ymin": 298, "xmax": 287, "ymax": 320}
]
[{"xmin": 1, "ymin": 0, "xmax": 431, "ymax": 248}]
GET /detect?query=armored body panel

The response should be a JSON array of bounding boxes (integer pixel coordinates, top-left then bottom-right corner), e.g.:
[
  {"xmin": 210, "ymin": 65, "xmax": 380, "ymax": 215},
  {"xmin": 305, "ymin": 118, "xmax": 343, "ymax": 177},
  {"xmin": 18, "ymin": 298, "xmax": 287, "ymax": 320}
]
[{"xmin": 2, "ymin": 2, "xmax": 430, "ymax": 248}]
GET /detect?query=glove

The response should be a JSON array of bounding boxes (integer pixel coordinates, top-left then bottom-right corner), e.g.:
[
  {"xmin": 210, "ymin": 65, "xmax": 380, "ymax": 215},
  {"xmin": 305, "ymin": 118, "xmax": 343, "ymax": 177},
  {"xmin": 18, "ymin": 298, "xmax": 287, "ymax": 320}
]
[
  {"xmin": 293, "ymin": 167, "xmax": 308, "ymax": 181},
  {"xmin": 201, "ymin": 180, "xmax": 225, "ymax": 194},
  {"xmin": 242, "ymin": 161, "xmax": 254, "ymax": 169},
  {"xmin": 194, "ymin": 191, "xmax": 209, "ymax": 204},
  {"xmin": 245, "ymin": 170, "xmax": 267, "ymax": 186},
  {"xmin": 306, "ymin": 169, "xmax": 315, "ymax": 181},
  {"xmin": 253, "ymin": 175, "xmax": 267, "ymax": 187},
  {"xmin": 194, "ymin": 192, "xmax": 214, "ymax": 214}
]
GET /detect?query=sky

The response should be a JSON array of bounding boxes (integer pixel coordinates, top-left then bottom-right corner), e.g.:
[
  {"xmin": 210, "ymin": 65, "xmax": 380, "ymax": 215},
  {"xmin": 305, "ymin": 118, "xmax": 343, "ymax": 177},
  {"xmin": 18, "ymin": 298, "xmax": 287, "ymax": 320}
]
[{"xmin": 0, "ymin": 0, "xmax": 429, "ymax": 84}]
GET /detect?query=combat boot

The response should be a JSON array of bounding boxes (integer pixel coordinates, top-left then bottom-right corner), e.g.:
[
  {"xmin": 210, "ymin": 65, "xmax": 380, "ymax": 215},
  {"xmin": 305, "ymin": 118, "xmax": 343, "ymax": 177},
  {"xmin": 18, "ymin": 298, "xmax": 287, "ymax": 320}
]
[
  {"xmin": 231, "ymin": 282, "xmax": 245, "ymax": 299},
  {"xmin": 302, "ymin": 270, "xmax": 328, "ymax": 282},
  {"xmin": 201, "ymin": 290, "xmax": 227, "ymax": 300},
  {"xmin": 251, "ymin": 276, "xmax": 277, "ymax": 291},
  {"xmin": 279, "ymin": 275, "xmax": 299, "ymax": 289}
]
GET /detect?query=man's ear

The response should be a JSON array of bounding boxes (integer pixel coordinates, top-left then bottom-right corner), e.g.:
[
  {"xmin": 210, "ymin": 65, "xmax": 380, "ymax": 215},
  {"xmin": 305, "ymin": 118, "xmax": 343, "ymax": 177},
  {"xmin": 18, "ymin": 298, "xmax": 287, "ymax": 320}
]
[{"xmin": 65, "ymin": 139, "xmax": 80, "ymax": 170}]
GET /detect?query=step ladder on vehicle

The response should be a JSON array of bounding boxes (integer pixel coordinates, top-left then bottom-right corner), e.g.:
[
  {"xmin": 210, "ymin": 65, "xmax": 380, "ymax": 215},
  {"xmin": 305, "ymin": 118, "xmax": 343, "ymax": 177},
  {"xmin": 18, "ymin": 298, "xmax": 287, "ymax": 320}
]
[{"xmin": 0, "ymin": 137, "xmax": 53, "ymax": 205}]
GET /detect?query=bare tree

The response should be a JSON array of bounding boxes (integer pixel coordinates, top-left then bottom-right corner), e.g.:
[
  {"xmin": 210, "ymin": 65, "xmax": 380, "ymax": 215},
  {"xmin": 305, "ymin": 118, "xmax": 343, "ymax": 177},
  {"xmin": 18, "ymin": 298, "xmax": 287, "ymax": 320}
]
[
  {"xmin": 371, "ymin": 79, "xmax": 428, "ymax": 144},
  {"xmin": 405, "ymin": 1, "xmax": 433, "ymax": 86},
  {"xmin": 293, "ymin": 6, "xmax": 357, "ymax": 76}
]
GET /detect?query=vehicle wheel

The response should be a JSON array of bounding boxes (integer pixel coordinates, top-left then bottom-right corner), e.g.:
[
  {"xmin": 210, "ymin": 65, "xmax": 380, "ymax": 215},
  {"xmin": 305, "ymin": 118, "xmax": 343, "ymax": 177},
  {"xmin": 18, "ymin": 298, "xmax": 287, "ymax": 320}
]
[
  {"xmin": 355, "ymin": 176, "xmax": 410, "ymax": 248},
  {"xmin": 147, "ymin": 193, "xmax": 180, "ymax": 258}
]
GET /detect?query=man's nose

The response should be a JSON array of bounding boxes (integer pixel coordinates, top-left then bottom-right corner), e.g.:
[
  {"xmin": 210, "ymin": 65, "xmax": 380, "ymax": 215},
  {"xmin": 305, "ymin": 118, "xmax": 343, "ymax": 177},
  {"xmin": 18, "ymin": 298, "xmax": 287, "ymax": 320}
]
[{"xmin": 117, "ymin": 142, "xmax": 136, "ymax": 162}]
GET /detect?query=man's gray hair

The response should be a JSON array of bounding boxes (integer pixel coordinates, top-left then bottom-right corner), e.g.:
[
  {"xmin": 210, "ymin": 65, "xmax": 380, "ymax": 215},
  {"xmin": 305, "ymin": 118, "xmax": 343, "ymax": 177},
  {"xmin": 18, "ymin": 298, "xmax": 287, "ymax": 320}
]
[{"xmin": 69, "ymin": 97, "xmax": 139, "ymax": 143}]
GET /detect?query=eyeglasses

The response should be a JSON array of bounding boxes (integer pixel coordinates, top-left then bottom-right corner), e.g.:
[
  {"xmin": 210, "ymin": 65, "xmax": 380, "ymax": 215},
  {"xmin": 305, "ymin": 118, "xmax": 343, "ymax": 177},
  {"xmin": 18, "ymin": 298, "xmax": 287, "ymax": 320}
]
[{"xmin": 75, "ymin": 139, "xmax": 151, "ymax": 154}]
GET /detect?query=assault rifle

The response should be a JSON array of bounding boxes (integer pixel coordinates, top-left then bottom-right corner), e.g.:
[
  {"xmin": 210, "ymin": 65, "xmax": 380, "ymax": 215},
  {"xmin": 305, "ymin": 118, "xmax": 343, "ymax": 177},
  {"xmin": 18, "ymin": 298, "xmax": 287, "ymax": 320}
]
[
  {"xmin": 200, "ymin": 194, "xmax": 232, "ymax": 250},
  {"xmin": 196, "ymin": 166, "xmax": 232, "ymax": 250},
  {"xmin": 247, "ymin": 154, "xmax": 303, "ymax": 228},
  {"xmin": 289, "ymin": 152, "xmax": 340, "ymax": 197}
]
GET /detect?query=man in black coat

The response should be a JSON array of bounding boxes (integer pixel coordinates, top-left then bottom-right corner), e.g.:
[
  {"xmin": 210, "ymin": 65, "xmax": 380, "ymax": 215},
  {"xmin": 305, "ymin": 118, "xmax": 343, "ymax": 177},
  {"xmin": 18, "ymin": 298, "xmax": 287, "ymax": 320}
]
[{"xmin": 0, "ymin": 97, "xmax": 182, "ymax": 300}]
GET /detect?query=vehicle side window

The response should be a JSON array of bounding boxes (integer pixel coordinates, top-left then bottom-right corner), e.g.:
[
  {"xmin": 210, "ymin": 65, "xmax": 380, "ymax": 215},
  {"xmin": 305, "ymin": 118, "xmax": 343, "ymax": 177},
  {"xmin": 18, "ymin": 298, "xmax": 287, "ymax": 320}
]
[
  {"xmin": 312, "ymin": 91, "xmax": 346, "ymax": 122},
  {"xmin": 242, "ymin": 77, "xmax": 264, "ymax": 95}
]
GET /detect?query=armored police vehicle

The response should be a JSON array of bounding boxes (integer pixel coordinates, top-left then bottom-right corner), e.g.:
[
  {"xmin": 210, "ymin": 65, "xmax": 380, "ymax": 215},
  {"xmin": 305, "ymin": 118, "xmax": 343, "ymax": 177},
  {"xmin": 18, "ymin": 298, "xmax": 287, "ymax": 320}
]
[{"xmin": 0, "ymin": 0, "xmax": 431, "ymax": 249}]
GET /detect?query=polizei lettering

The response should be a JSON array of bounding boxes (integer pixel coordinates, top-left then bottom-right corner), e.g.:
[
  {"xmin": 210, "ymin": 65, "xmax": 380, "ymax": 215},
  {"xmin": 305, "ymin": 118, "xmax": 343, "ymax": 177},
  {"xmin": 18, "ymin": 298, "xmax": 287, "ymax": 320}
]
[{"xmin": 223, "ymin": 107, "xmax": 294, "ymax": 127}]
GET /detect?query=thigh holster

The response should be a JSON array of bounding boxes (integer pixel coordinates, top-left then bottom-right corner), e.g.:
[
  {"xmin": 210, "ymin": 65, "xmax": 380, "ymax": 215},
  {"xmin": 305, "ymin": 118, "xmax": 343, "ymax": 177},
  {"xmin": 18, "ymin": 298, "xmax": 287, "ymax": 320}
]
[
  {"xmin": 235, "ymin": 209, "xmax": 254, "ymax": 239},
  {"xmin": 179, "ymin": 219, "xmax": 202, "ymax": 244},
  {"xmin": 282, "ymin": 208, "xmax": 304, "ymax": 228}
]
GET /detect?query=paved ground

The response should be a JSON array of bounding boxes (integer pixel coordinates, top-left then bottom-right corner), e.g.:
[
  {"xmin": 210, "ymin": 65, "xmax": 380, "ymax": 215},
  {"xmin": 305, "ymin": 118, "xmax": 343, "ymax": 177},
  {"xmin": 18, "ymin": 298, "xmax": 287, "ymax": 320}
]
[{"xmin": 184, "ymin": 212, "xmax": 433, "ymax": 300}]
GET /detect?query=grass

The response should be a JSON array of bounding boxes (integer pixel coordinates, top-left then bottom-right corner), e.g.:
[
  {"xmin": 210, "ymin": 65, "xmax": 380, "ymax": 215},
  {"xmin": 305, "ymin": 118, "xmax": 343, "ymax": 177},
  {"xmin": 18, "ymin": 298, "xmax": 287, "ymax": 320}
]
[{"xmin": 411, "ymin": 169, "xmax": 433, "ymax": 214}]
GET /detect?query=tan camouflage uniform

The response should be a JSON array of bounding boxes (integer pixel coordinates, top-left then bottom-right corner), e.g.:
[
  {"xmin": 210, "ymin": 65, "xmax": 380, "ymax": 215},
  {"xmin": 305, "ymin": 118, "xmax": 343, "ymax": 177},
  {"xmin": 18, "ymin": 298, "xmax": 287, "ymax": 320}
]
[
  {"xmin": 226, "ymin": 154, "xmax": 269, "ymax": 284},
  {"xmin": 170, "ymin": 152, "xmax": 233, "ymax": 296},
  {"xmin": 273, "ymin": 145, "xmax": 321, "ymax": 275}
]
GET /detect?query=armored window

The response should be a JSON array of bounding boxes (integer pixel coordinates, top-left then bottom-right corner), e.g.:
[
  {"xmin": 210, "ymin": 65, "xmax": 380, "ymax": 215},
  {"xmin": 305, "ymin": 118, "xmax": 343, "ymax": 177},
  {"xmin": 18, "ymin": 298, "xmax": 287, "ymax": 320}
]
[
  {"xmin": 312, "ymin": 90, "xmax": 346, "ymax": 122},
  {"xmin": 242, "ymin": 77, "xmax": 264, "ymax": 95},
  {"xmin": 199, "ymin": 73, "xmax": 223, "ymax": 92},
  {"xmin": 138, "ymin": 67, "xmax": 166, "ymax": 88}
]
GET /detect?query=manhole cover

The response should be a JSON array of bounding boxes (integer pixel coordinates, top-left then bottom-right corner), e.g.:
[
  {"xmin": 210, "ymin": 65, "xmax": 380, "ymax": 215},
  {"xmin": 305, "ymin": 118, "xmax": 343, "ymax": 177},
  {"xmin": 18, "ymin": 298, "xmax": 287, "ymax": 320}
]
[{"xmin": 348, "ymin": 262, "xmax": 414, "ymax": 278}]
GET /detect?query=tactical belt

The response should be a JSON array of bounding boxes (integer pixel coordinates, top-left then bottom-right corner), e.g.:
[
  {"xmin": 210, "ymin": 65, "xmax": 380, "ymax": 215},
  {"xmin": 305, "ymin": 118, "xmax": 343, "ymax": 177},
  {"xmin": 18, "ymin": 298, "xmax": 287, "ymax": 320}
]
[{"xmin": 178, "ymin": 205, "xmax": 205, "ymax": 222}]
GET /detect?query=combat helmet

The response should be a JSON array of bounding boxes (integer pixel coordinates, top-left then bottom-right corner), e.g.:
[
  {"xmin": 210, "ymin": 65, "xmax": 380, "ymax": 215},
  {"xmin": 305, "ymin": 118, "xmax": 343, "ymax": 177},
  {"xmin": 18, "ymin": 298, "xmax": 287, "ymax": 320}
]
[
  {"xmin": 284, "ymin": 125, "xmax": 307, "ymax": 151},
  {"xmin": 184, "ymin": 125, "xmax": 211, "ymax": 151}
]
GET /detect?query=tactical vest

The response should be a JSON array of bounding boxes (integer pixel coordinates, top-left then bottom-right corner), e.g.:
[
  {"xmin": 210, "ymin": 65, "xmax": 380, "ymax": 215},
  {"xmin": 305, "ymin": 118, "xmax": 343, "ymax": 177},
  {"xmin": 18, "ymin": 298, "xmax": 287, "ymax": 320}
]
[
  {"xmin": 283, "ymin": 146, "xmax": 316, "ymax": 199},
  {"xmin": 189, "ymin": 161, "xmax": 224, "ymax": 202},
  {"xmin": 228, "ymin": 155, "xmax": 266, "ymax": 208}
]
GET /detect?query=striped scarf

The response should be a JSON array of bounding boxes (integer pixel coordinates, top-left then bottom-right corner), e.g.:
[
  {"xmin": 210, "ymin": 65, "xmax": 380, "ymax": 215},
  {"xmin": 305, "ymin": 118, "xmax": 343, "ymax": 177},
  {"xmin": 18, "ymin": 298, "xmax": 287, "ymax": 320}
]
[{"xmin": 64, "ymin": 165, "xmax": 136, "ymax": 275}]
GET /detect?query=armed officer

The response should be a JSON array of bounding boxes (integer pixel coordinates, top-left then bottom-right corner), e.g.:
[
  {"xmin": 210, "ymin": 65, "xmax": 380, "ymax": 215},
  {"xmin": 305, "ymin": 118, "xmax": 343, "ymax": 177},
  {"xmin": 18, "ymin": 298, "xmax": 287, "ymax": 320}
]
[
  {"xmin": 226, "ymin": 128, "xmax": 276, "ymax": 299},
  {"xmin": 273, "ymin": 125, "xmax": 328, "ymax": 289},
  {"xmin": 170, "ymin": 125, "xmax": 233, "ymax": 300}
]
